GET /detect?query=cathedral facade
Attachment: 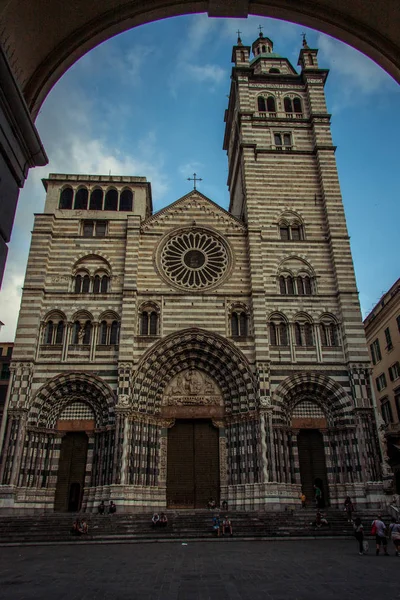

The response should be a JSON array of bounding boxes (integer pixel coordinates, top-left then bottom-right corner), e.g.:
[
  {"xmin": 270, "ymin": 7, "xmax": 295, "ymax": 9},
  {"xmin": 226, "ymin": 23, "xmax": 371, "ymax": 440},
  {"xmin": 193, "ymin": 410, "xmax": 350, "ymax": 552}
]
[{"xmin": 0, "ymin": 34, "xmax": 386, "ymax": 513}]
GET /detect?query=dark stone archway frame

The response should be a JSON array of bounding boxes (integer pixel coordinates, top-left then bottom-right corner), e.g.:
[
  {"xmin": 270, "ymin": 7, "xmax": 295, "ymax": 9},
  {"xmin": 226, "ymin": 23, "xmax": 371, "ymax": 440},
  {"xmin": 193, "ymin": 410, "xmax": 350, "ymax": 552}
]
[
  {"xmin": 29, "ymin": 372, "xmax": 116, "ymax": 429},
  {"xmin": 132, "ymin": 328, "xmax": 258, "ymax": 416}
]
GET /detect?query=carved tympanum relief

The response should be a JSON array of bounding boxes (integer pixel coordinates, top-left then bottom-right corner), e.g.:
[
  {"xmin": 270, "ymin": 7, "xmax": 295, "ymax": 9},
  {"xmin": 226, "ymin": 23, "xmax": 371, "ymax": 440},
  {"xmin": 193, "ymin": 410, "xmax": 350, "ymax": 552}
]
[{"xmin": 163, "ymin": 369, "xmax": 222, "ymax": 406}]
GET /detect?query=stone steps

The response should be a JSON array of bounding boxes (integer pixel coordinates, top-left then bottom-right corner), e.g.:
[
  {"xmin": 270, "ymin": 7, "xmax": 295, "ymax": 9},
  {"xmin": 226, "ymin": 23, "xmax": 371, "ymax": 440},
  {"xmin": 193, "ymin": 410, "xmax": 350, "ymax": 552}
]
[{"xmin": 0, "ymin": 509, "xmax": 386, "ymax": 545}]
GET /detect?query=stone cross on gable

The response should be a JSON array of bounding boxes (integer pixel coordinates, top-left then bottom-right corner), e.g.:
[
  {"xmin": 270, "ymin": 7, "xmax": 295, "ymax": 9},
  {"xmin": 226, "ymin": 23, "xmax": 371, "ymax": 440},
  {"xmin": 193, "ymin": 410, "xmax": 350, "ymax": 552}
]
[{"xmin": 187, "ymin": 173, "xmax": 203, "ymax": 190}]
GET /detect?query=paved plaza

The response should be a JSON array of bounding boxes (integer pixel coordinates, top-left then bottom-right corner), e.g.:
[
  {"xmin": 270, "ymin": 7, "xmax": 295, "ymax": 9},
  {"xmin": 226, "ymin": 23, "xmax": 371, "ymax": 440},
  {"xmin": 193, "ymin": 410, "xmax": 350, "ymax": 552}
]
[{"xmin": 0, "ymin": 539, "xmax": 398, "ymax": 600}]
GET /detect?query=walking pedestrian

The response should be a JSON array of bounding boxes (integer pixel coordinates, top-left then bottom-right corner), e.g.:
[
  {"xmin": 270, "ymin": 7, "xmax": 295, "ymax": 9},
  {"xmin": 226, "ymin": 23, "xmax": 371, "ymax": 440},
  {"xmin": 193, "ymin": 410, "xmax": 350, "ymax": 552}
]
[
  {"xmin": 353, "ymin": 517, "xmax": 364, "ymax": 555},
  {"xmin": 389, "ymin": 516, "xmax": 400, "ymax": 556},
  {"xmin": 372, "ymin": 514, "xmax": 389, "ymax": 555},
  {"xmin": 344, "ymin": 496, "xmax": 354, "ymax": 522}
]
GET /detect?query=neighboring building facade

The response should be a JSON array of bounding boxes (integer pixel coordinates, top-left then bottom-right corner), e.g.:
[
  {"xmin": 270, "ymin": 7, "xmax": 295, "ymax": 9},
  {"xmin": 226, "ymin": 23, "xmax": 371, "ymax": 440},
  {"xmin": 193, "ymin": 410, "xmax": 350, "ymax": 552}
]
[
  {"xmin": 0, "ymin": 34, "xmax": 384, "ymax": 514},
  {"xmin": 0, "ymin": 343, "xmax": 13, "ymax": 426},
  {"xmin": 364, "ymin": 278, "xmax": 400, "ymax": 491}
]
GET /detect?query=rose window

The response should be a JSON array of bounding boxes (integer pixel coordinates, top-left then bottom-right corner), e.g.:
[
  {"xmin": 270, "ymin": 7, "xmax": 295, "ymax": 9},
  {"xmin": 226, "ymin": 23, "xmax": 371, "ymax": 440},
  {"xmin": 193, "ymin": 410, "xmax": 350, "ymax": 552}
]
[{"xmin": 160, "ymin": 229, "xmax": 230, "ymax": 290}]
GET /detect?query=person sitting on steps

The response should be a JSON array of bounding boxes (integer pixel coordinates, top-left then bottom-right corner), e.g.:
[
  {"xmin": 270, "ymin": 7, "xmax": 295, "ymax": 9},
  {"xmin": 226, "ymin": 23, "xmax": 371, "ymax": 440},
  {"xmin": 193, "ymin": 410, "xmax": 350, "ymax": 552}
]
[
  {"xmin": 108, "ymin": 501, "xmax": 116, "ymax": 514},
  {"xmin": 152, "ymin": 513, "xmax": 160, "ymax": 528},
  {"xmin": 212, "ymin": 513, "xmax": 221, "ymax": 537},
  {"xmin": 222, "ymin": 516, "xmax": 233, "ymax": 536},
  {"xmin": 207, "ymin": 498, "xmax": 216, "ymax": 510},
  {"xmin": 159, "ymin": 512, "xmax": 168, "ymax": 527},
  {"xmin": 98, "ymin": 500, "xmax": 105, "ymax": 515}
]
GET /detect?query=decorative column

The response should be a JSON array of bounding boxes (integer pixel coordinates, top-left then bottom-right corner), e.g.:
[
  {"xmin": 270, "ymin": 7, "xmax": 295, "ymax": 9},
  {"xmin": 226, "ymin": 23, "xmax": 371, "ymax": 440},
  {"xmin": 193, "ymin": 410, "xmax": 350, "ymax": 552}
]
[{"xmin": 112, "ymin": 395, "xmax": 131, "ymax": 485}]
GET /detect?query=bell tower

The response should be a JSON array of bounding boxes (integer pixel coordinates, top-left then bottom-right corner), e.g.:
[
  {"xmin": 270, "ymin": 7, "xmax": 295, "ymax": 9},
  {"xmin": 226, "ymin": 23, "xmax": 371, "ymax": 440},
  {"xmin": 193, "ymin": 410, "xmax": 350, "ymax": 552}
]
[{"xmin": 223, "ymin": 31, "xmax": 371, "ymax": 378}]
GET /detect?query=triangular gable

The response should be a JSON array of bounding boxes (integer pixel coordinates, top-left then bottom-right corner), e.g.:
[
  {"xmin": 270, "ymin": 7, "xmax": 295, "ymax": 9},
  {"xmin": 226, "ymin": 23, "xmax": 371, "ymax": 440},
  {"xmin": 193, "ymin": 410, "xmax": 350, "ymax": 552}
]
[{"xmin": 141, "ymin": 189, "xmax": 246, "ymax": 232}]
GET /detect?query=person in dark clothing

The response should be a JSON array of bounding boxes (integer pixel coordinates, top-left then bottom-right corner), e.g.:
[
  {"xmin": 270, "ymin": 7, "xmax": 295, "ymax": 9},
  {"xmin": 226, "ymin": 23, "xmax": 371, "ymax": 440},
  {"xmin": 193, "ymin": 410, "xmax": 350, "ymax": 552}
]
[
  {"xmin": 98, "ymin": 500, "xmax": 105, "ymax": 515},
  {"xmin": 353, "ymin": 517, "xmax": 364, "ymax": 555},
  {"xmin": 108, "ymin": 501, "xmax": 116, "ymax": 514}
]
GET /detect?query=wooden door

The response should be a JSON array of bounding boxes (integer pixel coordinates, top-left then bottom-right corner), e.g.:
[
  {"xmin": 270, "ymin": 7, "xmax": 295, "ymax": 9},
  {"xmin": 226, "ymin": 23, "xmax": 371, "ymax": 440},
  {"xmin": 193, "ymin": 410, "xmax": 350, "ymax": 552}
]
[
  {"xmin": 54, "ymin": 432, "xmax": 88, "ymax": 512},
  {"xmin": 297, "ymin": 429, "xmax": 329, "ymax": 507},
  {"xmin": 167, "ymin": 420, "xmax": 219, "ymax": 508}
]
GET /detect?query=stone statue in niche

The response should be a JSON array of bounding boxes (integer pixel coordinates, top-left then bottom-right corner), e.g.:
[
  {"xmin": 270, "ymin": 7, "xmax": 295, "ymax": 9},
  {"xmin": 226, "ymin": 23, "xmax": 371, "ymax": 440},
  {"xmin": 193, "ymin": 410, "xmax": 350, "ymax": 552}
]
[{"xmin": 164, "ymin": 369, "xmax": 221, "ymax": 406}]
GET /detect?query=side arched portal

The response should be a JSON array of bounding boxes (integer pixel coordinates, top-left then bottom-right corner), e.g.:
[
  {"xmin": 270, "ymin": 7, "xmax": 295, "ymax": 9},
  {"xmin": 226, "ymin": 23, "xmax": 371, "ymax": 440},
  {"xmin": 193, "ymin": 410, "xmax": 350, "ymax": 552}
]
[{"xmin": 1, "ymin": 373, "xmax": 116, "ymax": 512}]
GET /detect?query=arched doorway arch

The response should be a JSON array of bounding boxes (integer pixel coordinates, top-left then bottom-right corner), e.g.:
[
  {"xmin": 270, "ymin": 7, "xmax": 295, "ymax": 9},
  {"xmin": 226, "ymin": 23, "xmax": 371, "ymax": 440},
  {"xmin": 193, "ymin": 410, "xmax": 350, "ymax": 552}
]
[
  {"xmin": 0, "ymin": 2, "xmax": 398, "ymax": 118},
  {"xmin": 270, "ymin": 372, "xmax": 364, "ymax": 506},
  {"xmin": 4, "ymin": 372, "xmax": 118, "ymax": 512},
  {"xmin": 132, "ymin": 327, "xmax": 258, "ymax": 415}
]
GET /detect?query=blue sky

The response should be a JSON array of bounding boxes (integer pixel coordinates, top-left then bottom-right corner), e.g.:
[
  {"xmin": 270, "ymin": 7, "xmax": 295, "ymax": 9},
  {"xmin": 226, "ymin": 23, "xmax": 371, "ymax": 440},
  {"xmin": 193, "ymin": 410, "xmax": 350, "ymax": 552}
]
[{"xmin": 0, "ymin": 14, "xmax": 399, "ymax": 341}]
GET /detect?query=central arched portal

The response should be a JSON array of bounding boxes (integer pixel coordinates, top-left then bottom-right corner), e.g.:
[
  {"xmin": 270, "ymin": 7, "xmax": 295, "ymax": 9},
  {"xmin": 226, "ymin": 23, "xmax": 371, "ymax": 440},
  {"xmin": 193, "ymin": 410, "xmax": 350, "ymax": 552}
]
[
  {"xmin": 167, "ymin": 419, "xmax": 219, "ymax": 508},
  {"xmin": 163, "ymin": 368, "xmax": 222, "ymax": 508}
]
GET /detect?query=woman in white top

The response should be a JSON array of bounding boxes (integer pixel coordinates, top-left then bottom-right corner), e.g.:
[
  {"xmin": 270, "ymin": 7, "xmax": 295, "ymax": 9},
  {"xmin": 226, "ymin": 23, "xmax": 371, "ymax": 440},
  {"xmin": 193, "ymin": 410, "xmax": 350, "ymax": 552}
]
[{"xmin": 389, "ymin": 517, "xmax": 400, "ymax": 556}]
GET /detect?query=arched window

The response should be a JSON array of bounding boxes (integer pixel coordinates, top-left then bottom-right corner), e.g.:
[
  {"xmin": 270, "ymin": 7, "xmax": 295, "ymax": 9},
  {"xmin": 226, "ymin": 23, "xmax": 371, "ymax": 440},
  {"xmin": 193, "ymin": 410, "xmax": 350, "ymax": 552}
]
[
  {"xmin": 231, "ymin": 313, "xmax": 239, "ymax": 337},
  {"xmin": 262, "ymin": 45, "xmax": 266, "ymax": 52},
  {"xmin": 239, "ymin": 312, "xmax": 248, "ymax": 336},
  {"xmin": 293, "ymin": 97, "xmax": 302, "ymax": 114},
  {"xmin": 119, "ymin": 189, "xmax": 133, "ymax": 211},
  {"xmin": 297, "ymin": 276, "xmax": 305, "ymax": 295},
  {"xmin": 44, "ymin": 321, "xmax": 53, "ymax": 344},
  {"xmin": 240, "ymin": 51, "xmax": 245, "ymax": 61},
  {"xmin": 308, "ymin": 54, "xmax": 314, "ymax": 66},
  {"xmin": 140, "ymin": 305, "xmax": 159, "ymax": 336},
  {"xmin": 100, "ymin": 320, "xmax": 108, "ymax": 344},
  {"xmin": 320, "ymin": 321, "xmax": 339, "ymax": 346},
  {"xmin": 266, "ymin": 96, "xmax": 276, "ymax": 112},
  {"xmin": 82, "ymin": 275, "xmax": 90, "ymax": 293},
  {"xmin": 104, "ymin": 189, "xmax": 118, "ymax": 211},
  {"xmin": 320, "ymin": 323, "xmax": 328, "ymax": 346},
  {"xmin": 59, "ymin": 187, "xmax": 73, "ymax": 209},
  {"xmin": 284, "ymin": 97, "xmax": 293, "ymax": 113},
  {"xmin": 330, "ymin": 323, "xmax": 338, "ymax": 346},
  {"xmin": 89, "ymin": 188, "xmax": 103, "ymax": 210},
  {"xmin": 72, "ymin": 321, "xmax": 80, "ymax": 344},
  {"xmin": 74, "ymin": 275, "xmax": 82, "ymax": 293},
  {"xmin": 304, "ymin": 276, "xmax": 312, "ymax": 295},
  {"xmin": 231, "ymin": 310, "xmax": 248, "ymax": 337},
  {"xmin": 279, "ymin": 276, "xmax": 286, "ymax": 295},
  {"xmin": 93, "ymin": 275, "xmax": 100, "ymax": 294},
  {"xmin": 279, "ymin": 322, "xmax": 288, "ymax": 346},
  {"xmin": 55, "ymin": 321, "xmax": 64, "ymax": 344},
  {"xmin": 304, "ymin": 323, "xmax": 314, "ymax": 346},
  {"xmin": 110, "ymin": 321, "xmax": 119, "ymax": 344},
  {"xmin": 149, "ymin": 312, "xmax": 158, "ymax": 335},
  {"xmin": 287, "ymin": 277, "xmax": 294, "ymax": 295},
  {"xmin": 140, "ymin": 312, "xmax": 149, "ymax": 335},
  {"xmin": 269, "ymin": 315, "xmax": 289, "ymax": 346},
  {"xmin": 269, "ymin": 68, "xmax": 280, "ymax": 73},
  {"xmin": 295, "ymin": 322, "xmax": 303, "ymax": 346},
  {"xmin": 74, "ymin": 187, "xmax": 88, "ymax": 210},
  {"xmin": 100, "ymin": 275, "xmax": 109, "ymax": 293},
  {"xmin": 269, "ymin": 322, "xmax": 277, "ymax": 345},
  {"xmin": 279, "ymin": 224, "xmax": 290, "ymax": 240},
  {"xmin": 257, "ymin": 97, "xmax": 266, "ymax": 112},
  {"xmin": 82, "ymin": 321, "xmax": 92, "ymax": 345},
  {"xmin": 291, "ymin": 224, "xmax": 301, "ymax": 240}
]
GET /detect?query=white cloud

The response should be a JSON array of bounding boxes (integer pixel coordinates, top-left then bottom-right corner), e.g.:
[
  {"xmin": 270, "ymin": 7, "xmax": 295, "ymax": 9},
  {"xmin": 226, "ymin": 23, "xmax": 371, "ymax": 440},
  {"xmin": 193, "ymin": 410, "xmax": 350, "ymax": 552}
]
[
  {"xmin": 187, "ymin": 63, "xmax": 225, "ymax": 84},
  {"xmin": 317, "ymin": 34, "xmax": 393, "ymax": 98},
  {"xmin": 0, "ymin": 75, "xmax": 170, "ymax": 341}
]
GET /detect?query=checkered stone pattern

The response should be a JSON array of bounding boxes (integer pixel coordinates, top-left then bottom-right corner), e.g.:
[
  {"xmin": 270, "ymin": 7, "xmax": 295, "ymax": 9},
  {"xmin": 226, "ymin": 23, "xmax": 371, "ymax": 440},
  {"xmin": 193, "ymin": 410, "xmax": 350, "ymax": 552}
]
[
  {"xmin": 271, "ymin": 372, "xmax": 354, "ymax": 427},
  {"xmin": 118, "ymin": 364, "xmax": 132, "ymax": 397},
  {"xmin": 8, "ymin": 362, "xmax": 34, "ymax": 410},
  {"xmin": 349, "ymin": 367, "xmax": 372, "ymax": 409},
  {"xmin": 128, "ymin": 420, "xmax": 161, "ymax": 486},
  {"xmin": 271, "ymin": 427, "xmax": 297, "ymax": 484},
  {"xmin": 17, "ymin": 431, "xmax": 57, "ymax": 489},
  {"xmin": 132, "ymin": 328, "xmax": 257, "ymax": 415},
  {"xmin": 58, "ymin": 402, "xmax": 94, "ymax": 421},
  {"xmin": 226, "ymin": 419, "xmax": 261, "ymax": 485},
  {"xmin": 90, "ymin": 430, "xmax": 115, "ymax": 487},
  {"xmin": 29, "ymin": 372, "xmax": 116, "ymax": 428},
  {"xmin": 292, "ymin": 400, "xmax": 325, "ymax": 419},
  {"xmin": 0, "ymin": 416, "xmax": 20, "ymax": 485}
]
